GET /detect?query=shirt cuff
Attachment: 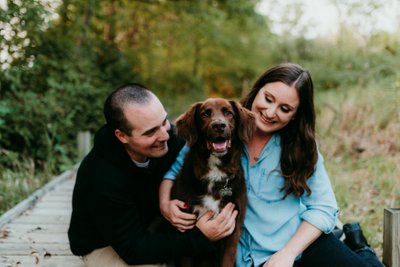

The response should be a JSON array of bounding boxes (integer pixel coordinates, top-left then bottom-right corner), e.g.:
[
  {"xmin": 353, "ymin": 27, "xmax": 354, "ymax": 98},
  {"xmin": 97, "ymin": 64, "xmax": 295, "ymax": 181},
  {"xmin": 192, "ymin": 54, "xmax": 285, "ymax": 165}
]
[{"xmin": 301, "ymin": 208, "xmax": 339, "ymax": 233}]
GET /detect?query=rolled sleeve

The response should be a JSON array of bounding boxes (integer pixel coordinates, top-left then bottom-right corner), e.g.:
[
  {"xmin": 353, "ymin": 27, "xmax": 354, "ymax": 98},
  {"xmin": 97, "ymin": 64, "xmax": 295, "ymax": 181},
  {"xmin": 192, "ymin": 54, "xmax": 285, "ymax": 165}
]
[
  {"xmin": 301, "ymin": 206, "xmax": 339, "ymax": 233},
  {"xmin": 300, "ymin": 152, "xmax": 339, "ymax": 233}
]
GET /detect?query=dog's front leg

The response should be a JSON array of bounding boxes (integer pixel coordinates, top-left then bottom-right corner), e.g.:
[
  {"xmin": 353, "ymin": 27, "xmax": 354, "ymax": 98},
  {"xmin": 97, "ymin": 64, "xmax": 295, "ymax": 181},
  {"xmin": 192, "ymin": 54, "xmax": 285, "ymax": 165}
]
[{"xmin": 221, "ymin": 226, "xmax": 241, "ymax": 267}]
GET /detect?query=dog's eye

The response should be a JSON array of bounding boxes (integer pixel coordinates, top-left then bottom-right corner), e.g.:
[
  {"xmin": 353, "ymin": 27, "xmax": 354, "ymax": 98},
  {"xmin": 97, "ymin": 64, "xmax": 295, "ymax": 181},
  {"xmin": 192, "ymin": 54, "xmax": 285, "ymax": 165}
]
[
  {"xmin": 223, "ymin": 110, "xmax": 233, "ymax": 117},
  {"xmin": 201, "ymin": 110, "xmax": 212, "ymax": 118}
]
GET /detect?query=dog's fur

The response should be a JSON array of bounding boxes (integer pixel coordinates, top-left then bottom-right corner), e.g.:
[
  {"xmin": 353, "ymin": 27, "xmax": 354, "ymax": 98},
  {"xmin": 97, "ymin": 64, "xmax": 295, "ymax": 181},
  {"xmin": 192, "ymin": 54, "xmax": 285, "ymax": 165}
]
[{"xmin": 171, "ymin": 98, "xmax": 255, "ymax": 267}]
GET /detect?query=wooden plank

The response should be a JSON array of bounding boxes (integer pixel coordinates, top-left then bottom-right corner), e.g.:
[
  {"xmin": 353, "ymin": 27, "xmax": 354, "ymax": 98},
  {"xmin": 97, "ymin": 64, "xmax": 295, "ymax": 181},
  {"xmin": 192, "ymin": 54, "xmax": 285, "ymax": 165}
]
[
  {"xmin": 383, "ymin": 208, "xmax": 400, "ymax": 267},
  {"xmin": 44, "ymin": 189, "xmax": 73, "ymax": 195},
  {"xmin": 23, "ymin": 208, "xmax": 72, "ymax": 216},
  {"xmin": 0, "ymin": 232, "xmax": 69, "ymax": 244},
  {"xmin": 0, "ymin": 255, "xmax": 84, "ymax": 267},
  {"xmin": 32, "ymin": 202, "xmax": 72, "ymax": 209},
  {"xmin": 0, "ymin": 243, "xmax": 72, "ymax": 255},
  {"xmin": 51, "ymin": 186, "xmax": 74, "ymax": 193},
  {"xmin": 1, "ymin": 223, "xmax": 69, "ymax": 233},
  {"xmin": 12, "ymin": 214, "xmax": 70, "ymax": 224},
  {"xmin": 39, "ymin": 195, "xmax": 72, "ymax": 203},
  {"xmin": 47, "ymin": 191, "xmax": 73, "ymax": 197}
]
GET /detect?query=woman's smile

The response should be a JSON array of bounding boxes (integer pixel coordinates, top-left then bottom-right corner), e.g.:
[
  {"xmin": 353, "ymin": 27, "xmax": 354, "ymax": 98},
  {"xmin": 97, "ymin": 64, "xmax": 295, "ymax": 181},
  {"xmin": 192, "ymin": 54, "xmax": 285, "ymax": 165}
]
[{"xmin": 251, "ymin": 81, "xmax": 299, "ymax": 134}]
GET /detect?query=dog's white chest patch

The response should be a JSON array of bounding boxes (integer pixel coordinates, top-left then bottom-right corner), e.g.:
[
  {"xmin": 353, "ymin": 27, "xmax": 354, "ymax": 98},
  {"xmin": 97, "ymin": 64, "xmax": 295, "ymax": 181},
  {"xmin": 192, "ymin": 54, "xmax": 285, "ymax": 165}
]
[
  {"xmin": 194, "ymin": 195, "xmax": 221, "ymax": 218},
  {"xmin": 203, "ymin": 154, "xmax": 228, "ymax": 193},
  {"xmin": 205, "ymin": 155, "xmax": 227, "ymax": 181}
]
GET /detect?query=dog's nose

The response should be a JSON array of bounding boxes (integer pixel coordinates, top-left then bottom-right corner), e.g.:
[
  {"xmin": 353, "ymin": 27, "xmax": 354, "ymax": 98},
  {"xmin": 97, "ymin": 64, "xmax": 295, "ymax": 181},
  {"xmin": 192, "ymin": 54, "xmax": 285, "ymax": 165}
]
[{"xmin": 212, "ymin": 122, "xmax": 226, "ymax": 132}]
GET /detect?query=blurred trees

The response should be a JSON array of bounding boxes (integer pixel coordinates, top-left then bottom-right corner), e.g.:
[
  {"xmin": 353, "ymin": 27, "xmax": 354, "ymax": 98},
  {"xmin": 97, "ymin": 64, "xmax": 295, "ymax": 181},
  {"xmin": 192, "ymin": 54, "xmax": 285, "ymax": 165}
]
[
  {"xmin": 0, "ymin": 0, "xmax": 133, "ymax": 173},
  {"xmin": 0, "ymin": 0, "xmax": 273, "ymax": 174},
  {"xmin": 0, "ymin": 0, "xmax": 399, "ymax": 177}
]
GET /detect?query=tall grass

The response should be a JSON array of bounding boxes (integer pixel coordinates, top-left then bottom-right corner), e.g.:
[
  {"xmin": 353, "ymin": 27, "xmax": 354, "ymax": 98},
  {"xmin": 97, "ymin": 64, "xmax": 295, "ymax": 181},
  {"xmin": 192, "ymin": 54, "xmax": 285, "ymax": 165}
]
[
  {"xmin": 315, "ymin": 79, "xmax": 400, "ymax": 257},
  {"xmin": 0, "ymin": 150, "xmax": 53, "ymax": 214}
]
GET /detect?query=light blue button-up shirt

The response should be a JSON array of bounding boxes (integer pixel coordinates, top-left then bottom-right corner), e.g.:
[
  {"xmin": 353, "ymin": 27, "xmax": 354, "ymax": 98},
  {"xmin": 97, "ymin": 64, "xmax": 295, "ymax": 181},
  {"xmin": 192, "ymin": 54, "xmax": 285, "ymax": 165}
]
[{"xmin": 164, "ymin": 134, "xmax": 339, "ymax": 267}]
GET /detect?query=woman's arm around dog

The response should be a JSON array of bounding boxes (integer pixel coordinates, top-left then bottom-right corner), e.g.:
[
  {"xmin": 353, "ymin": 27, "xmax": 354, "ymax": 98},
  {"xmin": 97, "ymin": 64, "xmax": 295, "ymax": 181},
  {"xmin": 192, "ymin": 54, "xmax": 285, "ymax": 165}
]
[{"xmin": 160, "ymin": 179, "xmax": 197, "ymax": 231}]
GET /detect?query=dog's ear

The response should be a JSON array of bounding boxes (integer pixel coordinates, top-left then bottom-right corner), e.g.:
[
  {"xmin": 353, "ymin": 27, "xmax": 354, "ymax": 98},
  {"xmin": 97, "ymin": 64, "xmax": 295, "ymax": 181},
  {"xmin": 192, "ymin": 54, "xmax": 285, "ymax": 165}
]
[
  {"xmin": 230, "ymin": 100, "xmax": 256, "ymax": 143},
  {"xmin": 175, "ymin": 102, "xmax": 202, "ymax": 147}
]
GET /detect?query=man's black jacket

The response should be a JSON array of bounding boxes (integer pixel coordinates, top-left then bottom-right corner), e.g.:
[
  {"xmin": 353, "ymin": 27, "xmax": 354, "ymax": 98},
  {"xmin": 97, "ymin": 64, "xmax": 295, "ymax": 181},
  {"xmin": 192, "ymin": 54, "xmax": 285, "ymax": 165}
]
[{"xmin": 68, "ymin": 124, "xmax": 213, "ymax": 265}]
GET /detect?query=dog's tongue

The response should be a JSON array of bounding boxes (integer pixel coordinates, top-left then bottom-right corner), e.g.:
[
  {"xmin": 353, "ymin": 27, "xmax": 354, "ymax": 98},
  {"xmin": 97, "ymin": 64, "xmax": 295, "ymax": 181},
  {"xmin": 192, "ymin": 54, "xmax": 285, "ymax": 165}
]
[
  {"xmin": 213, "ymin": 141, "xmax": 227, "ymax": 152},
  {"xmin": 208, "ymin": 140, "xmax": 231, "ymax": 153}
]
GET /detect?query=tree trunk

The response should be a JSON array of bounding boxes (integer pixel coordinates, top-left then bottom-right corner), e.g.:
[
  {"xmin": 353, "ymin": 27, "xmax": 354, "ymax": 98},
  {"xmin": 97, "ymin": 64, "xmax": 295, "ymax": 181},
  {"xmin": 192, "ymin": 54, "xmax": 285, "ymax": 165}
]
[
  {"xmin": 104, "ymin": 0, "xmax": 116, "ymax": 45},
  {"xmin": 59, "ymin": 0, "xmax": 70, "ymax": 35},
  {"xmin": 192, "ymin": 39, "xmax": 201, "ymax": 77}
]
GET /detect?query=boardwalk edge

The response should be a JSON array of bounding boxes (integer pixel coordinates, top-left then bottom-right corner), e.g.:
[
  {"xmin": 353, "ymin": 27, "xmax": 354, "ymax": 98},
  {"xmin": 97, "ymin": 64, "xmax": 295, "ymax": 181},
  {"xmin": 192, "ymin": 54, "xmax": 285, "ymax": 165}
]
[{"xmin": 0, "ymin": 164, "xmax": 79, "ymax": 228}]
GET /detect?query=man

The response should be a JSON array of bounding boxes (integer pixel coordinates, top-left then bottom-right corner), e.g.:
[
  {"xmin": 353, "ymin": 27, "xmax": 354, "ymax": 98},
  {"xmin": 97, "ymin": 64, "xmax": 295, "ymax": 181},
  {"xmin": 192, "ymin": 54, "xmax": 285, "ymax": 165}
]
[{"xmin": 68, "ymin": 83, "xmax": 237, "ymax": 267}]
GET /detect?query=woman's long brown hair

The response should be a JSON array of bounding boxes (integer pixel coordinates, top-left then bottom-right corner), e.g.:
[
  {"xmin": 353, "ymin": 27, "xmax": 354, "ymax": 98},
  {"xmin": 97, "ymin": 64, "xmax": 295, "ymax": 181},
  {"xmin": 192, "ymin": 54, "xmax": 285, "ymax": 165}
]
[{"xmin": 241, "ymin": 63, "xmax": 318, "ymax": 197}]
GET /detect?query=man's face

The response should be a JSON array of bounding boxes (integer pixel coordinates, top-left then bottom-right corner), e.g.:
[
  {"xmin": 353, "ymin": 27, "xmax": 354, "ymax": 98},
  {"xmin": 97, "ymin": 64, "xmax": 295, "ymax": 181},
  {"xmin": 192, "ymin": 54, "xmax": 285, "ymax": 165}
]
[{"xmin": 115, "ymin": 96, "xmax": 171, "ymax": 163}]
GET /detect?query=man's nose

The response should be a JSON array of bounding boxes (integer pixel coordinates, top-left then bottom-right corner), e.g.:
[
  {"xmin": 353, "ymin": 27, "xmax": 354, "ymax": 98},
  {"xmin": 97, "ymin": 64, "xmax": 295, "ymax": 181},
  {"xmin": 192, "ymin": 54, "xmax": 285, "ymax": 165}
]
[{"xmin": 158, "ymin": 125, "xmax": 170, "ymax": 141}]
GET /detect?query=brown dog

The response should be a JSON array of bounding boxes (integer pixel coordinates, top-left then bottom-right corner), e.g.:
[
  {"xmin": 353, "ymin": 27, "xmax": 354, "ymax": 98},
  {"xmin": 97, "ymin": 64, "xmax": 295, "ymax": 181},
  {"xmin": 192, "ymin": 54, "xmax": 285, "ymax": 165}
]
[{"xmin": 171, "ymin": 98, "xmax": 255, "ymax": 267}]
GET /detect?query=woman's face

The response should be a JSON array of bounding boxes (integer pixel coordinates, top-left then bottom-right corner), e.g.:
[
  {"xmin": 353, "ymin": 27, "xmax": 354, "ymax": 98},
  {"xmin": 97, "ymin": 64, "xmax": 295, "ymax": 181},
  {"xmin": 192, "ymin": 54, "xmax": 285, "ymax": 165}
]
[{"xmin": 251, "ymin": 81, "xmax": 299, "ymax": 135}]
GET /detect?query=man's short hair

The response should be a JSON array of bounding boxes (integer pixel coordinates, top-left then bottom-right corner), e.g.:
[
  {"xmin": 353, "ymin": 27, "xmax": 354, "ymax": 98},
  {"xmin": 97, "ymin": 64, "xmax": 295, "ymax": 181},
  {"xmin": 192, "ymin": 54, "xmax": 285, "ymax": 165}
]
[{"xmin": 104, "ymin": 83, "xmax": 153, "ymax": 135}]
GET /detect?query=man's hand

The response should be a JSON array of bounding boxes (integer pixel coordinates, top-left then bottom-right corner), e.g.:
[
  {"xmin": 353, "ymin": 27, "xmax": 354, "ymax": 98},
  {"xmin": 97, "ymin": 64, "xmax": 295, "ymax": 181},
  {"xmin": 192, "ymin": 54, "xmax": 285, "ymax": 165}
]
[
  {"xmin": 160, "ymin": 198, "xmax": 196, "ymax": 232},
  {"xmin": 196, "ymin": 202, "xmax": 238, "ymax": 241}
]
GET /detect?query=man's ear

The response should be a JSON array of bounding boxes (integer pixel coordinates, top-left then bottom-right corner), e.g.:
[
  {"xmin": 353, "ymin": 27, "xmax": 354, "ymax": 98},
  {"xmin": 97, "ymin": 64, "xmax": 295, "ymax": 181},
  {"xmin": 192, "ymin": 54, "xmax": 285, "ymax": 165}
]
[{"xmin": 114, "ymin": 129, "xmax": 128, "ymax": 144}]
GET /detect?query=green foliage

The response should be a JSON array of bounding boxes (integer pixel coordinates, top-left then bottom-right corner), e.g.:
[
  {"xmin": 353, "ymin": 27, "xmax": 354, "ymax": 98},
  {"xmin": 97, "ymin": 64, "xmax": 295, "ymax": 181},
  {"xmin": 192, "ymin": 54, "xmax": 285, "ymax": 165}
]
[
  {"xmin": 110, "ymin": 0, "xmax": 272, "ymax": 97},
  {"xmin": 0, "ymin": 0, "xmax": 135, "ymax": 175},
  {"xmin": 151, "ymin": 70, "xmax": 203, "ymax": 115}
]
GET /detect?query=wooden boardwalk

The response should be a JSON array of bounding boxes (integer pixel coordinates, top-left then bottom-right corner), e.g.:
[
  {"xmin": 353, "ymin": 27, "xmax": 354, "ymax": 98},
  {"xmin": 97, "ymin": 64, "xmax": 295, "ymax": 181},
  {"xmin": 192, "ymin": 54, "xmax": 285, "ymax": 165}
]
[{"xmin": 0, "ymin": 167, "xmax": 84, "ymax": 267}]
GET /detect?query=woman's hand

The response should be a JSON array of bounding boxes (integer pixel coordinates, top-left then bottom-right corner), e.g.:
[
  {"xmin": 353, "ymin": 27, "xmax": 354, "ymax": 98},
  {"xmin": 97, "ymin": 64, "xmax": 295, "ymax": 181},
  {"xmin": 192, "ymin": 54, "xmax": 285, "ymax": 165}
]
[
  {"xmin": 262, "ymin": 249, "xmax": 296, "ymax": 267},
  {"xmin": 160, "ymin": 198, "xmax": 196, "ymax": 232},
  {"xmin": 159, "ymin": 179, "xmax": 196, "ymax": 231},
  {"xmin": 196, "ymin": 202, "xmax": 238, "ymax": 241},
  {"xmin": 263, "ymin": 221, "xmax": 322, "ymax": 267}
]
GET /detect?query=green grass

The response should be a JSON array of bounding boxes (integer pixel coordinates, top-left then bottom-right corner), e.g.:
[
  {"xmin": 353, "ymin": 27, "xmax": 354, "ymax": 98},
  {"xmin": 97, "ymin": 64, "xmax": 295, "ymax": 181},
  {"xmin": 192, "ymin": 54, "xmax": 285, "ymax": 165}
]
[
  {"xmin": 0, "ymin": 152, "xmax": 52, "ymax": 215},
  {"xmin": 315, "ymin": 80, "xmax": 400, "ymax": 257}
]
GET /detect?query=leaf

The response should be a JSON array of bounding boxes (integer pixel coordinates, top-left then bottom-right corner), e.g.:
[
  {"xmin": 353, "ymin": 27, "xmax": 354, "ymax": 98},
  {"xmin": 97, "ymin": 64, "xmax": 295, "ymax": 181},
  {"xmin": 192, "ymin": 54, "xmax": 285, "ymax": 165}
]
[
  {"xmin": 44, "ymin": 251, "xmax": 52, "ymax": 258},
  {"xmin": 0, "ymin": 228, "xmax": 10, "ymax": 239}
]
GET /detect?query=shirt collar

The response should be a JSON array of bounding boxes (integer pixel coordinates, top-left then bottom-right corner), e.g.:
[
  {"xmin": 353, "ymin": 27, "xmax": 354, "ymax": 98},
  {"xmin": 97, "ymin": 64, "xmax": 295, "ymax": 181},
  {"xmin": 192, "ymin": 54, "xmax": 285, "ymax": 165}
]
[{"xmin": 131, "ymin": 158, "xmax": 150, "ymax": 168}]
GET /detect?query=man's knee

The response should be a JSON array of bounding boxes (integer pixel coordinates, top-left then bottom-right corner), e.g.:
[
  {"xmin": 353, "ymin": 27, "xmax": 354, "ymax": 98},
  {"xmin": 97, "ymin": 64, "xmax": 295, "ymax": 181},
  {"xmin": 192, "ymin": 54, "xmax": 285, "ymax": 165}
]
[{"xmin": 82, "ymin": 246, "xmax": 172, "ymax": 267}]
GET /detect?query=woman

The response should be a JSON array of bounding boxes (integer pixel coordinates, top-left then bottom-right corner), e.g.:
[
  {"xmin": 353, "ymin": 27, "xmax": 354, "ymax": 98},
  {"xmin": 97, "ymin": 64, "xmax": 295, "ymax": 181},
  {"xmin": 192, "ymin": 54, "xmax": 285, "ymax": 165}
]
[{"xmin": 160, "ymin": 63, "xmax": 383, "ymax": 267}]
